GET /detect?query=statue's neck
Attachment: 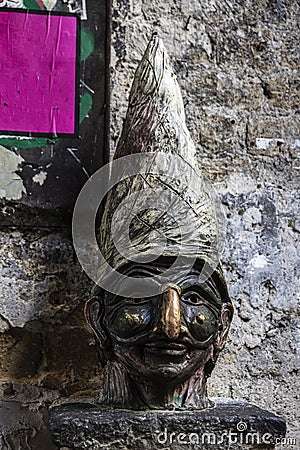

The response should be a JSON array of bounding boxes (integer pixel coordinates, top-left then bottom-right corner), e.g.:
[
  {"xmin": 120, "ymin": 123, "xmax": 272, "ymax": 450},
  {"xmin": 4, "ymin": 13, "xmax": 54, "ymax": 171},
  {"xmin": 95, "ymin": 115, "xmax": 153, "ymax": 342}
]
[
  {"xmin": 136, "ymin": 370, "xmax": 210, "ymax": 410},
  {"xmin": 99, "ymin": 361, "xmax": 211, "ymax": 410}
]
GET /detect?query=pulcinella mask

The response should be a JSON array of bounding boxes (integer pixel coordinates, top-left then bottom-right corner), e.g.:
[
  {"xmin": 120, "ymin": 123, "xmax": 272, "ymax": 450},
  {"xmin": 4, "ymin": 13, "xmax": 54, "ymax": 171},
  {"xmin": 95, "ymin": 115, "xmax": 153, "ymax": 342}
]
[{"xmin": 85, "ymin": 35, "xmax": 233, "ymax": 410}]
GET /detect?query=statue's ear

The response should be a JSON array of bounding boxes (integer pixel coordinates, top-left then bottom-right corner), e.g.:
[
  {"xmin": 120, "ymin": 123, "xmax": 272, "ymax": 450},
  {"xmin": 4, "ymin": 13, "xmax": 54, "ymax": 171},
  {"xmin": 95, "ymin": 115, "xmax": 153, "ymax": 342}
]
[
  {"xmin": 216, "ymin": 303, "xmax": 234, "ymax": 350},
  {"xmin": 84, "ymin": 296, "xmax": 110, "ymax": 350}
]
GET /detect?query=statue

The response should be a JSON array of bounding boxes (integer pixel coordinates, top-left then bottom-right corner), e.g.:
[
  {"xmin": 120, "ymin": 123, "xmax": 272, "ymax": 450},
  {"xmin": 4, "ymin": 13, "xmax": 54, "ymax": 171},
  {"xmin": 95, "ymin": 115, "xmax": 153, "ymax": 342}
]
[
  {"xmin": 50, "ymin": 34, "xmax": 285, "ymax": 450},
  {"xmin": 85, "ymin": 35, "xmax": 233, "ymax": 410}
]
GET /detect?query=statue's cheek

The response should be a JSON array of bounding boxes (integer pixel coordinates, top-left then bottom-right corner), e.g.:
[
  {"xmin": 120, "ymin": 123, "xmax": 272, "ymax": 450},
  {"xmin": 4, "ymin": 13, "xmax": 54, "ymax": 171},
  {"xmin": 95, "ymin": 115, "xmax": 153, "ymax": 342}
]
[
  {"xmin": 108, "ymin": 307, "xmax": 153, "ymax": 339},
  {"xmin": 184, "ymin": 306, "xmax": 219, "ymax": 342}
]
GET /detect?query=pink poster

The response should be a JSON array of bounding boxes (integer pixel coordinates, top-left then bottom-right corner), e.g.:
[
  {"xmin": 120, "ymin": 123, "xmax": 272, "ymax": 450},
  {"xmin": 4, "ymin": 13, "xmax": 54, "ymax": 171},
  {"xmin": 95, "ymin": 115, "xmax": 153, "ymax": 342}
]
[{"xmin": 0, "ymin": 9, "xmax": 79, "ymax": 136}]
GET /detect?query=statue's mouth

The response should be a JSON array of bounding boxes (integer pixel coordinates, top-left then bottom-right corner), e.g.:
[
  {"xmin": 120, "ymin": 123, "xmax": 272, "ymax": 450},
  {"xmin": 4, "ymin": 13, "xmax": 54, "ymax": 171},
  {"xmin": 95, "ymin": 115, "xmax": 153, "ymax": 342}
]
[{"xmin": 144, "ymin": 341, "xmax": 188, "ymax": 356}]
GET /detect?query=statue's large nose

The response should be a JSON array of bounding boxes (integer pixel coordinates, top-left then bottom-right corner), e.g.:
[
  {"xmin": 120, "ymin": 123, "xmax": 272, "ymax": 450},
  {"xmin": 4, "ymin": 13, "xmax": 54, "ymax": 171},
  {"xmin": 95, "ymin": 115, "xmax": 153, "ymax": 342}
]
[{"xmin": 160, "ymin": 287, "xmax": 181, "ymax": 339}]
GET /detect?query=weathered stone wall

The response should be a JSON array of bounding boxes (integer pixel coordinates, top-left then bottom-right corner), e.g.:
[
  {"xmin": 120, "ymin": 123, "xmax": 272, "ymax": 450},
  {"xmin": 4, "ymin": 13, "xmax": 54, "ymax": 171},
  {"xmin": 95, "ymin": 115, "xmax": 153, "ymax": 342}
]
[
  {"xmin": 109, "ymin": 0, "xmax": 299, "ymax": 445},
  {"xmin": 0, "ymin": 230, "xmax": 101, "ymax": 396},
  {"xmin": 0, "ymin": 0, "xmax": 299, "ymax": 448}
]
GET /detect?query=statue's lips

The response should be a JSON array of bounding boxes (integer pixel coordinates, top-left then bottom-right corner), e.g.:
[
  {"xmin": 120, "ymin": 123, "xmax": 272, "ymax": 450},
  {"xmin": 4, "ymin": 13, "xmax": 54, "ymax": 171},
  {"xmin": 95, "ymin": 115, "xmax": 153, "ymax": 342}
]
[{"xmin": 144, "ymin": 341, "xmax": 188, "ymax": 356}]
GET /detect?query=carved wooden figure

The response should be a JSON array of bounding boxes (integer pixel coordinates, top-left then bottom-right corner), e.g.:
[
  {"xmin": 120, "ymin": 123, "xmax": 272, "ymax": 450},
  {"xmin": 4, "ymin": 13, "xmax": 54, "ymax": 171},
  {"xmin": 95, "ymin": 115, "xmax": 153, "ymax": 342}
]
[{"xmin": 85, "ymin": 35, "xmax": 233, "ymax": 410}]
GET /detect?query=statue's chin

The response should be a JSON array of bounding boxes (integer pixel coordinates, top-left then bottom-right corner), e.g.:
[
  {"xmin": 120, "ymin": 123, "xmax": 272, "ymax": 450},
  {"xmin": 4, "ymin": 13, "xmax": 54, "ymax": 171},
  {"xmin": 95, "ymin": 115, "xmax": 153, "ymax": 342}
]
[{"xmin": 140, "ymin": 365, "xmax": 191, "ymax": 383}]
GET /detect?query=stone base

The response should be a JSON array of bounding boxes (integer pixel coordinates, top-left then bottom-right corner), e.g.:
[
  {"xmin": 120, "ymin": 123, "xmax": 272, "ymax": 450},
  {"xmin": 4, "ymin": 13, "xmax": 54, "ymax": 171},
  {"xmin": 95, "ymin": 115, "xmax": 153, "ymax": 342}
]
[
  {"xmin": 49, "ymin": 399, "xmax": 286, "ymax": 450},
  {"xmin": 0, "ymin": 401, "xmax": 55, "ymax": 450}
]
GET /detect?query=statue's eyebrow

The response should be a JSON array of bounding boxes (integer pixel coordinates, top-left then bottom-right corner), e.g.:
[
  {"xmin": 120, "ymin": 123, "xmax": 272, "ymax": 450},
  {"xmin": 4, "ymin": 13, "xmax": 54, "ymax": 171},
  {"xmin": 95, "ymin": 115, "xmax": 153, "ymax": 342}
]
[{"xmin": 179, "ymin": 274, "xmax": 222, "ymax": 307}]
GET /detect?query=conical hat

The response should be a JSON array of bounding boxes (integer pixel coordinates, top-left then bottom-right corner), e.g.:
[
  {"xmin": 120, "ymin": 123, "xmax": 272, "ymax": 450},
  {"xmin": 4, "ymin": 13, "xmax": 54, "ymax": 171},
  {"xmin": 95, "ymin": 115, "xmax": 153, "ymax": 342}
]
[{"xmin": 98, "ymin": 35, "xmax": 230, "ymax": 302}]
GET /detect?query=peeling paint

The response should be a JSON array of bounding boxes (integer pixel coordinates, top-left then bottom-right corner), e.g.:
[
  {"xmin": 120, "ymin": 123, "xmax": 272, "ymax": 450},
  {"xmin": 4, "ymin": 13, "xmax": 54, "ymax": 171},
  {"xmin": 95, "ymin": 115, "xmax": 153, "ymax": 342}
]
[
  {"xmin": 32, "ymin": 171, "xmax": 47, "ymax": 186},
  {"xmin": 0, "ymin": 136, "xmax": 56, "ymax": 149},
  {"xmin": 43, "ymin": 0, "xmax": 57, "ymax": 8},
  {"xmin": 81, "ymin": 0, "xmax": 87, "ymax": 20},
  {"xmin": 0, "ymin": 145, "xmax": 26, "ymax": 200},
  {"xmin": 63, "ymin": 0, "xmax": 87, "ymax": 20},
  {"xmin": 256, "ymin": 138, "xmax": 284, "ymax": 149},
  {"xmin": 291, "ymin": 139, "xmax": 300, "ymax": 149},
  {"xmin": 80, "ymin": 92, "xmax": 93, "ymax": 123},
  {"xmin": 223, "ymin": 173, "xmax": 257, "ymax": 195},
  {"xmin": 0, "ymin": 1, "xmax": 25, "ymax": 8},
  {"xmin": 256, "ymin": 138, "xmax": 300, "ymax": 150},
  {"xmin": 249, "ymin": 254, "xmax": 269, "ymax": 270},
  {"xmin": 81, "ymin": 28, "xmax": 95, "ymax": 62}
]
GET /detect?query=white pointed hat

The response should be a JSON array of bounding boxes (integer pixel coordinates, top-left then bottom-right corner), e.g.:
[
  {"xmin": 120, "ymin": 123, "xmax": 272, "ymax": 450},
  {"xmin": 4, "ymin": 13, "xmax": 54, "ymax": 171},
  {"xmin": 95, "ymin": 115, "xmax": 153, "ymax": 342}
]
[{"xmin": 98, "ymin": 35, "xmax": 230, "ymax": 301}]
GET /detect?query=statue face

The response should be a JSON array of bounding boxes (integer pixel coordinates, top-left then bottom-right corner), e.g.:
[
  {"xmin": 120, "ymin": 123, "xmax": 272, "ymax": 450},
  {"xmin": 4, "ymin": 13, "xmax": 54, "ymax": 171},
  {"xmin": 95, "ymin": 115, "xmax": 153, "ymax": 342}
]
[{"xmin": 101, "ymin": 264, "xmax": 229, "ymax": 385}]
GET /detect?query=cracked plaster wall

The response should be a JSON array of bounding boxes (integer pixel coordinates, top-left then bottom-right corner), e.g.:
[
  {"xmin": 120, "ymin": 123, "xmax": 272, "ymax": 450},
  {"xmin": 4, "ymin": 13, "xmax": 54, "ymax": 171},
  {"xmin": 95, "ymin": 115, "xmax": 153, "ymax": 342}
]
[
  {"xmin": 111, "ymin": 0, "xmax": 299, "ymax": 444},
  {"xmin": 0, "ymin": 0, "xmax": 299, "ymax": 447}
]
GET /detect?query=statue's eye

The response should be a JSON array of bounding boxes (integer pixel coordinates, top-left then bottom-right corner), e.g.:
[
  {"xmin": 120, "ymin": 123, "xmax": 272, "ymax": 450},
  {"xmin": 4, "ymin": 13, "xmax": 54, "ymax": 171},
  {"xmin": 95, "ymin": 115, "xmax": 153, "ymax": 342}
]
[
  {"xmin": 184, "ymin": 303, "xmax": 219, "ymax": 342},
  {"xmin": 182, "ymin": 292, "xmax": 202, "ymax": 305}
]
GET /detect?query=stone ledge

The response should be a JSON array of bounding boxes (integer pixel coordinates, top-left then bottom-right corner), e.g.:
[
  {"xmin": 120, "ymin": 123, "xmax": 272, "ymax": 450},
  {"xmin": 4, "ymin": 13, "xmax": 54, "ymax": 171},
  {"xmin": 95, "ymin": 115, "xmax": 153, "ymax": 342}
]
[
  {"xmin": 0, "ymin": 400, "xmax": 55, "ymax": 450},
  {"xmin": 49, "ymin": 398, "xmax": 286, "ymax": 450}
]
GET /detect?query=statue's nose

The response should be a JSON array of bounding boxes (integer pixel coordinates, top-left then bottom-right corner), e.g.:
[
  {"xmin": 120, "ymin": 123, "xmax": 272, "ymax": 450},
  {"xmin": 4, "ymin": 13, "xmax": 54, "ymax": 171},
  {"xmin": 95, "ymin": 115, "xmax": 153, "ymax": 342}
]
[{"xmin": 160, "ymin": 287, "xmax": 181, "ymax": 339}]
